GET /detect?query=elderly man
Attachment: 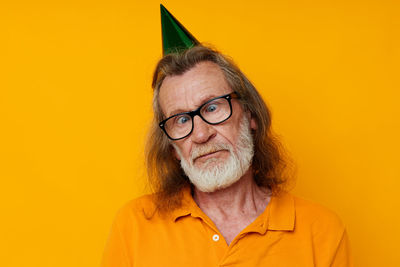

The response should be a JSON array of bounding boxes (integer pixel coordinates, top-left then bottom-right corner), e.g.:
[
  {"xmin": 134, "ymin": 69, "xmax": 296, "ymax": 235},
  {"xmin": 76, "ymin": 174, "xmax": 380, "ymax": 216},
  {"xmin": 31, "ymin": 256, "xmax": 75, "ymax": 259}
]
[{"xmin": 101, "ymin": 6, "xmax": 352, "ymax": 267}]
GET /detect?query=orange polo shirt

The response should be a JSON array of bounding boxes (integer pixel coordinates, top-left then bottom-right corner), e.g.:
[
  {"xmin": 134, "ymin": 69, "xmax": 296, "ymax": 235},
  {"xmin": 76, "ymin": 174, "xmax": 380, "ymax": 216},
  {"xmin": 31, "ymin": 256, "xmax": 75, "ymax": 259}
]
[{"xmin": 101, "ymin": 187, "xmax": 353, "ymax": 267}]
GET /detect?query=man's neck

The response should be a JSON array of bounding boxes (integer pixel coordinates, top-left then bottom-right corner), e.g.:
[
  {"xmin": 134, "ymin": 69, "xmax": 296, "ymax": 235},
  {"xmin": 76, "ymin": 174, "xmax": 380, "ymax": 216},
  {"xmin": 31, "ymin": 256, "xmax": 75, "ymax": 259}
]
[{"xmin": 193, "ymin": 168, "xmax": 271, "ymax": 226}]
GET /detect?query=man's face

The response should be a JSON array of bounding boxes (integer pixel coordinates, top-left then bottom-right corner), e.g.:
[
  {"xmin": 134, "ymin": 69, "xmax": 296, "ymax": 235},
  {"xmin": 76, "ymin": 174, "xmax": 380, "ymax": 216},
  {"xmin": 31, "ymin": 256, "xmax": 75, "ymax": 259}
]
[{"xmin": 158, "ymin": 61, "xmax": 256, "ymax": 191}]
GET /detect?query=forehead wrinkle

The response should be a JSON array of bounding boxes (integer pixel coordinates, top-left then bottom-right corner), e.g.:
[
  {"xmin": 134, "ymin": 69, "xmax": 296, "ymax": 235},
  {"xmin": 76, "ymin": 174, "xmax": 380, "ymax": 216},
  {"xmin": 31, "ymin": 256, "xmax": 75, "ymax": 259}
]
[
  {"xmin": 178, "ymin": 93, "xmax": 224, "ymax": 115},
  {"xmin": 158, "ymin": 61, "xmax": 232, "ymax": 118},
  {"xmin": 161, "ymin": 84, "xmax": 192, "ymax": 117}
]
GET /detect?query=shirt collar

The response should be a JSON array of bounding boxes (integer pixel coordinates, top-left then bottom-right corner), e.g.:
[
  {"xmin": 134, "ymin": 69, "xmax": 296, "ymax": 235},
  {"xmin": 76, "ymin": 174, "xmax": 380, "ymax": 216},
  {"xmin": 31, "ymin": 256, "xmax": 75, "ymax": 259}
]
[
  {"xmin": 267, "ymin": 191, "xmax": 295, "ymax": 231},
  {"xmin": 171, "ymin": 186, "xmax": 198, "ymax": 221},
  {"xmin": 140, "ymin": 186, "xmax": 205, "ymax": 221},
  {"xmin": 171, "ymin": 186, "xmax": 295, "ymax": 233}
]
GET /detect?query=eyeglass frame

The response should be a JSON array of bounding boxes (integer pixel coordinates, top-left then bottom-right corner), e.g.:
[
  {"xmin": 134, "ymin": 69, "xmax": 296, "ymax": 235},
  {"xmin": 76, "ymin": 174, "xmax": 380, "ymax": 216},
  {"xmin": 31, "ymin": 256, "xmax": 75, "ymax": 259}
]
[{"xmin": 159, "ymin": 92, "xmax": 241, "ymax": 141}]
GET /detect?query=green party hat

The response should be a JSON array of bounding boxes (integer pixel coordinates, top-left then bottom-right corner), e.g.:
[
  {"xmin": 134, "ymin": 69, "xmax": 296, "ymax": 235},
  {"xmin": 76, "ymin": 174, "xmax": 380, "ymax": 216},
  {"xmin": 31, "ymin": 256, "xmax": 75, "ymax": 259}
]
[{"xmin": 160, "ymin": 4, "xmax": 199, "ymax": 55}]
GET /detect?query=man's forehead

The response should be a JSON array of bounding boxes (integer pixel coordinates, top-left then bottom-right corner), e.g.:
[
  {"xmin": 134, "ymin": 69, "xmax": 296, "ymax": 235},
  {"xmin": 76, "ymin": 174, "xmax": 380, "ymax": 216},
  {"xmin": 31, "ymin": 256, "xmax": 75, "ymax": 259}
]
[
  {"xmin": 162, "ymin": 61, "xmax": 225, "ymax": 87},
  {"xmin": 158, "ymin": 62, "xmax": 231, "ymax": 116}
]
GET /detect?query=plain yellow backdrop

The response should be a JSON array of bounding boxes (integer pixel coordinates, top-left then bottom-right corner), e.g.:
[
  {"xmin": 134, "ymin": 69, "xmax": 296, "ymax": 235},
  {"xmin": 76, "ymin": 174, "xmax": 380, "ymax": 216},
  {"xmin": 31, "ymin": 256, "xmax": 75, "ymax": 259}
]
[{"xmin": 1, "ymin": 0, "xmax": 399, "ymax": 266}]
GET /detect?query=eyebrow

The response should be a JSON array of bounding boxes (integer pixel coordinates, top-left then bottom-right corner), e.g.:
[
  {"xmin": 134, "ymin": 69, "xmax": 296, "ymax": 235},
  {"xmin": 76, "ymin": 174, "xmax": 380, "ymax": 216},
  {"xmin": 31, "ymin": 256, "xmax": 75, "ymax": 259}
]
[{"xmin": 167, "ymin": 94, "xmax": 218, "ymax": 117}]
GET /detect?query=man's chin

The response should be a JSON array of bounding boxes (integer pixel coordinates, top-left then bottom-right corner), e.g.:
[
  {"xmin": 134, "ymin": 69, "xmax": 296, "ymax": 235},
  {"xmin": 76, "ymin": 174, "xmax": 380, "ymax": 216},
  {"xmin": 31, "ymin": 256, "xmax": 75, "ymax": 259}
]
[
  {"xmin": 193, "ymin": 158, "xmax": 225, "ymax": 170},
  {"xmin": 192, "ymin": 174, "xmax": 242, "ymax": 193}
]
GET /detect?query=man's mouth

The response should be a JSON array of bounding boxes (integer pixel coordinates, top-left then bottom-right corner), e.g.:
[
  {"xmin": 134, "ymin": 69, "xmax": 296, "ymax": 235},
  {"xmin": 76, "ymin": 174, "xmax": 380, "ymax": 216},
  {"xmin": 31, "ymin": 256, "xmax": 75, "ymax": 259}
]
[{"xmin": 193, "ymin": 149, "xmax": 228, "ymax": 162}]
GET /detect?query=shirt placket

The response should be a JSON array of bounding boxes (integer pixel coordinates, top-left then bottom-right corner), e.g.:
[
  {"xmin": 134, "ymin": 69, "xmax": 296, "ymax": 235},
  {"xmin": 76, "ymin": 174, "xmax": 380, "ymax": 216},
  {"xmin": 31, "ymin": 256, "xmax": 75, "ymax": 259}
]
[
  {"xmin": 190, "ymin": 210, "xmax": 229, "ymax": 265},
  {"xmin": 216, "ymin": 205, "xmax": 271, "ymax": 266}
]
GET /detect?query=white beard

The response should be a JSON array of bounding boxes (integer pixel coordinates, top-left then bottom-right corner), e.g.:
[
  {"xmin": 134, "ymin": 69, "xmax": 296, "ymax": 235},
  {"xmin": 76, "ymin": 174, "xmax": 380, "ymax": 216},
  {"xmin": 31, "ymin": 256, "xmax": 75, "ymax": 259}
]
[{"xmin": 173, "ymin": 116, "xmax": 254, "ymax": 193}]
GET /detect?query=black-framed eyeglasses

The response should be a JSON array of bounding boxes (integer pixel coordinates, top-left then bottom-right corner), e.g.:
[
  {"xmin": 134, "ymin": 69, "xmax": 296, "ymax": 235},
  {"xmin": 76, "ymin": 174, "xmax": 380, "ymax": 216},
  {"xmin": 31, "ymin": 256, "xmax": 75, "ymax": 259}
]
[{"xmin": 159, "ymin": 92, "xmax": 240, "ymax": 140}]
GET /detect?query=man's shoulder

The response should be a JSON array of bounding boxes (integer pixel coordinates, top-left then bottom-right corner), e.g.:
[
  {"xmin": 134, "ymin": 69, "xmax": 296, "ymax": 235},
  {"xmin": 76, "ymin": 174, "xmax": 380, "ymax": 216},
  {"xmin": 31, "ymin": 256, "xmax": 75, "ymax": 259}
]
[
  {"xmin": 287, "ymin": 193, "xmax": 346, "ymax": 231},
  {"xmin": 115, "ymin": 193, "xmax": 158, "ymax": 222},
  {"xmin": 125, "ymin": 193, "xmax": 156, "ymax": 209}
]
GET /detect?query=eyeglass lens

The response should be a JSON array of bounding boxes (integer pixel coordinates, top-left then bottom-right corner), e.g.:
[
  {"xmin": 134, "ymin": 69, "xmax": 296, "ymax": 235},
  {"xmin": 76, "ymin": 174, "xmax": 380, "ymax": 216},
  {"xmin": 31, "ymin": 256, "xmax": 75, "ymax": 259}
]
[{"xmin": 164, "ymin": 97, "xmax": 232, "ymax": 140}]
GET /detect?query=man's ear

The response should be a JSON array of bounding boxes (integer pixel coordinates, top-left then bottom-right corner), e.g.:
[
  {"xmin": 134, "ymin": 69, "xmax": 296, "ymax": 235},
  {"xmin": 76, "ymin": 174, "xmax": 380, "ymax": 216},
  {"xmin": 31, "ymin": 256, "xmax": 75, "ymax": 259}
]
[
  {"xmin": 246, "ymin": 110, "xmax": 257, "ymax": 130},
  {"xmin": 250, "ymin": 116, "xmax": 257, "ymax": 130}
]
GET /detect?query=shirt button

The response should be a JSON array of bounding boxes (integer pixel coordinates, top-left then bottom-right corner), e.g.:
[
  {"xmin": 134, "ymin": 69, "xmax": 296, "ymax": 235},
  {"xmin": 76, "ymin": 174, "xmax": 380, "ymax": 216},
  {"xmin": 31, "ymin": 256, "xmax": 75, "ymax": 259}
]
[{"xmin": 212, "ymin": 234, "xmax": 220, "ymax": 242}]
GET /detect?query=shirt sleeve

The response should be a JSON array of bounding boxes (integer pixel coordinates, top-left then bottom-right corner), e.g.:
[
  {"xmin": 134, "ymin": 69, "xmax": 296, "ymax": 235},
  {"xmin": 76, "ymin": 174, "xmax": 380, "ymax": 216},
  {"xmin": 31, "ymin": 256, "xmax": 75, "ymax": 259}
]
[
  {"xmin": 308, "ymin": 203, "xmax": 354, "ymax": 267},
  {"xmin": 100, "ymin": 206, "xmax": 134, "ymax": 267}
]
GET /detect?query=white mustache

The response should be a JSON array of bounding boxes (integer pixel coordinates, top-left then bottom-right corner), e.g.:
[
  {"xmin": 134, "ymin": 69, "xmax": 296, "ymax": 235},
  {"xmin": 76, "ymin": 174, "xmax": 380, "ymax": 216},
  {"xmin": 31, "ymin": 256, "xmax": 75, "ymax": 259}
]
[{"xmin": 191, "ymin": 143, "xmax": 232, "ymax": 162}]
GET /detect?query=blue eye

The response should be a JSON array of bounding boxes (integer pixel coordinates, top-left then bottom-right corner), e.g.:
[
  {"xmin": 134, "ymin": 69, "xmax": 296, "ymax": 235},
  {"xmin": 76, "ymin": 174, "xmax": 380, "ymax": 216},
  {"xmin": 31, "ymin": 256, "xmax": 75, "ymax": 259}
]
[
  {"xmin": 206, "ymin": 104, "xmax": 218, "ymax": 112},
  {"xmin": 176, "ymin": 115, "xmax": 190, "ymax": 125}
]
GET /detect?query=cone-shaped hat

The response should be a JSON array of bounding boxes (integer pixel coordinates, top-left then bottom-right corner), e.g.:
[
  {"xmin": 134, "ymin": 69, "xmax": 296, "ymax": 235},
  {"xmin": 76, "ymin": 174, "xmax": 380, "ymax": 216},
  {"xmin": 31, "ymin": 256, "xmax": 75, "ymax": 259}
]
[{"xmin": 160, "ymin": 4, "xmax": 199, "ymax": 55}]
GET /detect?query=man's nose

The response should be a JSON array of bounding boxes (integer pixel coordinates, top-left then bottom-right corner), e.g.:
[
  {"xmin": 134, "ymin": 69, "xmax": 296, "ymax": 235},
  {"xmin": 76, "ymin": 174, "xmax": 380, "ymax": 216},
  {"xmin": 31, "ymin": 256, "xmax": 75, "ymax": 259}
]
[{"xmin": 190, "ymin": 115, "xmax": 216, "ymax": 144}]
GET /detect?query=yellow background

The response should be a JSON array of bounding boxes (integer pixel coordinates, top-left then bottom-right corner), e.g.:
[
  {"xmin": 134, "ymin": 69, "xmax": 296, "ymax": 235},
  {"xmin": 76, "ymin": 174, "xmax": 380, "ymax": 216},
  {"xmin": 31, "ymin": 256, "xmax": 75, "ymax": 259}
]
[{"xmin": 1, "ymin": 0, "xmax": 399, "ymax": 266}]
